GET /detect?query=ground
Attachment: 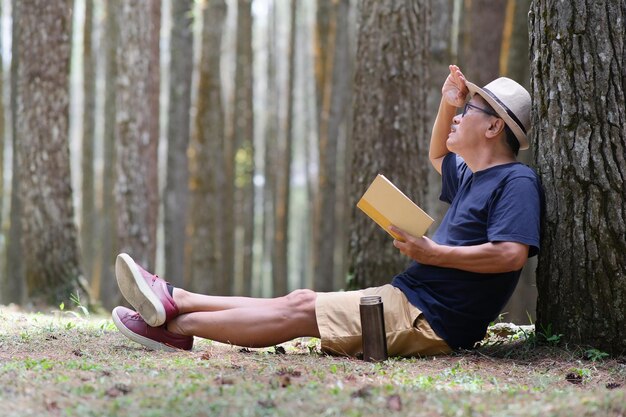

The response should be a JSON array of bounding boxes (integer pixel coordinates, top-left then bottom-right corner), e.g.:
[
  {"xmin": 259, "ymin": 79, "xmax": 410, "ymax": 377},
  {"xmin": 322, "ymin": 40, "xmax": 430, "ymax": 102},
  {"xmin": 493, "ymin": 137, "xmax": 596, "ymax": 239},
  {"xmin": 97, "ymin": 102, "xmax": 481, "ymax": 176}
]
[{"xmin": 0, "ymin": 305, "xmax": 624, "ymax": 417}]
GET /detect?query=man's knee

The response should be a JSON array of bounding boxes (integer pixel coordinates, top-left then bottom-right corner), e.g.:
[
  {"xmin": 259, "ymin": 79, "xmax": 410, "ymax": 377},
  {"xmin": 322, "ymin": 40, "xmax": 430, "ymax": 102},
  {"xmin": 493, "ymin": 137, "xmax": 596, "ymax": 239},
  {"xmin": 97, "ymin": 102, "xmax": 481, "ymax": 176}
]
[
  {"xmin": 284, "ymin": 289, "xmax": 319, "ymax": 336},
  {"xmin": 284, "ymin": 289, "xmax": 317, "ymax": 311}
]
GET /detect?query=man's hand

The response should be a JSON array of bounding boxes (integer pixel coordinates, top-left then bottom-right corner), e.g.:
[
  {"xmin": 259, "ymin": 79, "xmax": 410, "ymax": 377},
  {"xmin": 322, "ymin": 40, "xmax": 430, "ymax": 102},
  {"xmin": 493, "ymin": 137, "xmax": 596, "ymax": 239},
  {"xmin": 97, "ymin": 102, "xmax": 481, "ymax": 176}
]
[
  {"xmin": 442, "ymin": 65, "xmax": 469, "ymax": 108},
  {"xmin": 390, "ymin": 226, "xmax": 441, "ymax": 266}
]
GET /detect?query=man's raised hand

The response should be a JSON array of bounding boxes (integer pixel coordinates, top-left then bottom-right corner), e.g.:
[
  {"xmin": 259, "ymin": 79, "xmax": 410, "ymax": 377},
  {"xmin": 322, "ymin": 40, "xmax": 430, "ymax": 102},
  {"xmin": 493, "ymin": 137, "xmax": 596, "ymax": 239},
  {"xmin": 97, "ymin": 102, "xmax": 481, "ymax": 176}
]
[{"xmin": 442, "ymin": 64, "xmax": 469, "ymax": 108}]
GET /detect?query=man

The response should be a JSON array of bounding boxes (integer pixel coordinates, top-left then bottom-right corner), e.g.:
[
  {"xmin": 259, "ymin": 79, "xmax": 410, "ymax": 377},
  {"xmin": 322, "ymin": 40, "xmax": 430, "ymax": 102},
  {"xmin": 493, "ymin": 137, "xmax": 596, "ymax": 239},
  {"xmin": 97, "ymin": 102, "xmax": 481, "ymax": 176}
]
[{"xmin": 112, "ymin": 65, "xmax": 543, "ymax": 356}]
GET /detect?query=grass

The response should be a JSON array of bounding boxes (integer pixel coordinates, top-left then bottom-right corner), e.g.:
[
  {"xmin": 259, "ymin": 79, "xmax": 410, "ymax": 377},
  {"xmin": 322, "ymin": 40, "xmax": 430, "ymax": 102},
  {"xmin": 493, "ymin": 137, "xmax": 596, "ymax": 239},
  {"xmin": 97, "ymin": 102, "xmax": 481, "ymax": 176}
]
[{"xmin": 0, "ymin": 306, "xmax": 624, "ymax": 417}]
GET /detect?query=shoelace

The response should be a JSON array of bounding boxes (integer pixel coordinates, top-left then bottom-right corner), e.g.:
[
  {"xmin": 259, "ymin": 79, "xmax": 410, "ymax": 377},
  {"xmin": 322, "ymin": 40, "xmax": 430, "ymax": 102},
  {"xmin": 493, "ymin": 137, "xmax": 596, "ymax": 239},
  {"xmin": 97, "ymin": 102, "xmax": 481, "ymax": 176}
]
[{"xmin": 151, "ymin": 274, "xmax": 172, "ymax": 289}]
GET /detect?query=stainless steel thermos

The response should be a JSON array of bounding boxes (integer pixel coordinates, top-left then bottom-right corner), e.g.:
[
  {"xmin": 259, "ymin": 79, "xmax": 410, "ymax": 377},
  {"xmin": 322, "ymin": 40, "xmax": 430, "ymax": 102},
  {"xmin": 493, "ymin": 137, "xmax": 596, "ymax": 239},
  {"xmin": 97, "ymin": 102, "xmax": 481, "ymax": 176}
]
[{"xmin": 359, "ymin": 295, "xmax": 388, "ymax": 362}]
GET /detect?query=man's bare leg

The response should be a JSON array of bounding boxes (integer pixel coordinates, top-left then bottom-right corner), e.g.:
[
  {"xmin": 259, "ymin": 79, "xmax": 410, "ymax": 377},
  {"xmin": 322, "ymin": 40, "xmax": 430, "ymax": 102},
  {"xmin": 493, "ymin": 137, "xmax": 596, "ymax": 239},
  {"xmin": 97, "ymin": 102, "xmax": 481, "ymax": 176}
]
[
  {"xmin": 173, "ymin": 288, "xmax": 296, "ymax": 313},
  {"xmin": 167, "ymin": 289, "xmax": 321, "ymax": 347}
]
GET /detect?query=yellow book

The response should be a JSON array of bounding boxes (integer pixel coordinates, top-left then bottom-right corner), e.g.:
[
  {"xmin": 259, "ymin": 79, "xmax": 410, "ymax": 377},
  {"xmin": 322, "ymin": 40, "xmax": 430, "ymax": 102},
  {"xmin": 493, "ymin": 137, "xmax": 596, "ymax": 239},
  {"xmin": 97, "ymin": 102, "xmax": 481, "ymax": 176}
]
[{"xmin": 357, "ymin": 174, "xmax": 434, "ymax": 241}]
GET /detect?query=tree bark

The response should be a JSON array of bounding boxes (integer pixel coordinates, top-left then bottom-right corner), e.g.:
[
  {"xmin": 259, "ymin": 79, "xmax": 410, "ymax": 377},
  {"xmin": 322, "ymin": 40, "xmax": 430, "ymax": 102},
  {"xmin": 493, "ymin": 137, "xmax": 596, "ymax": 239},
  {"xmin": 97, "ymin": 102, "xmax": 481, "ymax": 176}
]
[
  {"xmin": 531, "ymin": 0, "xmax": 626, "ymax": 353},
  {"xmin": 186, "ymin": 0, "xmax": 228, "ymax": 295},
  {"xmin": 13, "ymin": 0, "xmax": 88, "ymax": 306},
  {"xmin": 164, "ymin": 0, "xmax": 194, "ymax": 287},
  {"xmin": 349, "ymin": 0, "xmax": 431, "ymax": 289},
  {"xmin": 114, "ymin": 0, "xmax": 160, "ymax": 270}
]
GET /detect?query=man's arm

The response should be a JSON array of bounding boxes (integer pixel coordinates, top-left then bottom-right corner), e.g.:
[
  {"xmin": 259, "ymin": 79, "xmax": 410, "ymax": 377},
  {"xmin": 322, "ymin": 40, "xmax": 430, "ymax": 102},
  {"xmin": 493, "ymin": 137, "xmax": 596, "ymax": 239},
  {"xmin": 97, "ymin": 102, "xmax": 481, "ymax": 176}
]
[
  {"xmin": 390, "ymin": 226, "xmax": 529, "ymax": 274},
  {"xmin": 430, "ymin": 65, "xmax": 469, "ymax": 174},
  {"xmin": 429, "ymin": 98, "xmax": 457, "ymax": 174}
]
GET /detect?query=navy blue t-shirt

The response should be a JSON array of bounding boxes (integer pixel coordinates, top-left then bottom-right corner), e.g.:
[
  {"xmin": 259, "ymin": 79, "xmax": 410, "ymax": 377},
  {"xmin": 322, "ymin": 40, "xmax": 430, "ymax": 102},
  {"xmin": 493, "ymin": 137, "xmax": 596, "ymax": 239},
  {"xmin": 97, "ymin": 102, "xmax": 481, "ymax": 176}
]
[{"xmin": 392, "ymin": 153, "xmax": 543, "ymax": 349}]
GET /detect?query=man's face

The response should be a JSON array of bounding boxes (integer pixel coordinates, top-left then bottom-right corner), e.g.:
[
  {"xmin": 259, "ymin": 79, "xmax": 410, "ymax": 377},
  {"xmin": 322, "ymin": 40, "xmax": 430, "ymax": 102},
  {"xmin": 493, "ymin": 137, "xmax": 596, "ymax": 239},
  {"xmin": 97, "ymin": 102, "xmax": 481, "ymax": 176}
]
[{"xmin": 446, "ymin": 95, "xmax": 498, "ymax": 155}]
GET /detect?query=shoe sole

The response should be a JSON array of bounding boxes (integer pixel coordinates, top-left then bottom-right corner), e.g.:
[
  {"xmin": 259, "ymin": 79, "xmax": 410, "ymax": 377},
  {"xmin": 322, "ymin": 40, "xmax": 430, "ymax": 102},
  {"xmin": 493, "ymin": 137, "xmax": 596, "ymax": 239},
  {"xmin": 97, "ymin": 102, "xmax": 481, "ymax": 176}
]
[
  {"xmin": 115, "ymin": 253, "xmax": 166, "ymax": 327},
  {"xmin": 111, "ymin": 307, "xmax": 177, "ymax": 352}
]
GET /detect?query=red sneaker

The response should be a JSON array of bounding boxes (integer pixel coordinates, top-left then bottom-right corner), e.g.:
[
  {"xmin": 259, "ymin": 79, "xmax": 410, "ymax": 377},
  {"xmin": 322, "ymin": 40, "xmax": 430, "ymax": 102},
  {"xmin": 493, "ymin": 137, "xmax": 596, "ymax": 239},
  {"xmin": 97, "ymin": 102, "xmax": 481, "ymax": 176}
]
[
  {"xmin": 115, "ymin": 253, "xmax": 180, "ymax": 327},
  {"xmin": 112, "ymin": 306, "xmax": 193, "ymax": 352}
]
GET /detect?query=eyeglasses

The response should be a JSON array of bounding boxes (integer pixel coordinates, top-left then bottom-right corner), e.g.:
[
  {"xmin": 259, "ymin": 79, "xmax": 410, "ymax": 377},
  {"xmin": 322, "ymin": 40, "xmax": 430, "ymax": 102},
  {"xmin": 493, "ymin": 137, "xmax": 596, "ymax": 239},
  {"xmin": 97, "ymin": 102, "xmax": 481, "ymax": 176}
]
[{"xmin": 462, "ymin": 102, "xmax": 500, "ymax": 118}]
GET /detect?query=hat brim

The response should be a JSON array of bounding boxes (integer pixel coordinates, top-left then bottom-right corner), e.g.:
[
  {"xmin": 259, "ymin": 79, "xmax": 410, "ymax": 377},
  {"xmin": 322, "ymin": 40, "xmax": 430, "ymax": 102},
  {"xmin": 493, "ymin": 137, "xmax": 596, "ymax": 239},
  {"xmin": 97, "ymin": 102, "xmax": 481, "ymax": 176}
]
[{"xmin": 465, "ymin": 81, "xmax": 529, "ymax": 150}]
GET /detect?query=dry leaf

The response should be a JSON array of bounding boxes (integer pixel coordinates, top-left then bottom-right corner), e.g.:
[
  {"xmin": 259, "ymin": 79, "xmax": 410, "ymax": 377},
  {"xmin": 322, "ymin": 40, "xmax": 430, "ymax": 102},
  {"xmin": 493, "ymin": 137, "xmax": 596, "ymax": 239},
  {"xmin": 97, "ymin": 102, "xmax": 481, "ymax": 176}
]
[
  {"xmin": 258, "ymin": 399, "xmax": 276, "ymax": 409},
  {"xmin": 107, "ymin": 383, "xmax": 132, "ymax": 396},
  {"xmin": 276, "ymin": 367, "xmax": 301, "ymax": 377},
  {"xmin": 565, "ymin": 373, "xmax": 583, "ymax": 385},
  {"xmin": 351, "ymin": 385, "xmax": 372, "ymax": 399},
  {"xmin": 45, "ymin": 400, "xmax": 59, "ymax": 412},
  {"xmin": 215, "ymin": 376, "xmax": 234, "ymax": 386},
  {"xmin": 278, "ymin": 375, "xmax": 291, "ymax": 388},
  {"xmin": 387, "ymin": 394, "xmax": 402, "ymax": 411}
]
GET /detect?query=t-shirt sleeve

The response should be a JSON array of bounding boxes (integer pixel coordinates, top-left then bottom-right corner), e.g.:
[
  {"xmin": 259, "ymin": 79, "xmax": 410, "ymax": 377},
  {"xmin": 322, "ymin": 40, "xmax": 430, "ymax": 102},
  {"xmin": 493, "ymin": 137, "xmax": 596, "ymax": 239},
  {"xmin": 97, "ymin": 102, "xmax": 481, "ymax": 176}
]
[
  {"xmin": 487, "ymin": 177, "xmax": 542, "ymax": 257},
  {"xmin": 439, "ymin": 153, "xmax": 464, "ymax": 204}
]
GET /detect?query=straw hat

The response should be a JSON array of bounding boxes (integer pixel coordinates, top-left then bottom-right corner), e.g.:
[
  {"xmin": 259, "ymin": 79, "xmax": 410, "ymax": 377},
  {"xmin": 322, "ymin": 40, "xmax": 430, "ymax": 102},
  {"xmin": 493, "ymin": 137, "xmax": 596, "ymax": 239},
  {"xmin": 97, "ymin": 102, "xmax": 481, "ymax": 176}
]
[{"xmin": 466, "ymin": 77, "xmax": 531, "ymax": 150}]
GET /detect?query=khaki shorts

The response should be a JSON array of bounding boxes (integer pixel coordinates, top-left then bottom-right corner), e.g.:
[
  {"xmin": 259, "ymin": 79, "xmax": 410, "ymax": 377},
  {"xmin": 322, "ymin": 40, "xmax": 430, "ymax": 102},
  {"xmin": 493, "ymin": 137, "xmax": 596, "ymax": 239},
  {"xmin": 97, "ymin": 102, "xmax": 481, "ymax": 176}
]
[{"xmin": 315, "ymin": 285, "xmax": 451, "ymax": 357}]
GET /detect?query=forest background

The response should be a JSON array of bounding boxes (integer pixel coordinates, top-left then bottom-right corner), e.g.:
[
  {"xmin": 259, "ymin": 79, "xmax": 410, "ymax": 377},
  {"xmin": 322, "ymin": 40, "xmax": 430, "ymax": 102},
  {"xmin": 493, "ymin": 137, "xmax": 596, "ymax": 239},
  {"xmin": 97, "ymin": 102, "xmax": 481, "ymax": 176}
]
[{"xmin": 0, "ymin": 0, "xmax": 572, "ymax": 325}]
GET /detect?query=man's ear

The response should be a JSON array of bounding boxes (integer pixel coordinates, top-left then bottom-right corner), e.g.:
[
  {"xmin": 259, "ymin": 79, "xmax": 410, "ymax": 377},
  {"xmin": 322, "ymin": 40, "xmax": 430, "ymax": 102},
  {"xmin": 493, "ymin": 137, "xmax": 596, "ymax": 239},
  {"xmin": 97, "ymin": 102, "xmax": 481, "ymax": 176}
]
[{"xmin": 485, "ymin": 118, "xmax": 505, "ymax": 139}]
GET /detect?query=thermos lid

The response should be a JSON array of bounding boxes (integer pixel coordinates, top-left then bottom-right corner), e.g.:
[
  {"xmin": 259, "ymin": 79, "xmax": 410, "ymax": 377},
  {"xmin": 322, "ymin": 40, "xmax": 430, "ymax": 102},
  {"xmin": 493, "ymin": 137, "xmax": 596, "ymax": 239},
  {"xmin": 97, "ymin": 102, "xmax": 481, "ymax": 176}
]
[{"xmin": 360, "ymin": 295, "xmax": 382, "ymax": 305}]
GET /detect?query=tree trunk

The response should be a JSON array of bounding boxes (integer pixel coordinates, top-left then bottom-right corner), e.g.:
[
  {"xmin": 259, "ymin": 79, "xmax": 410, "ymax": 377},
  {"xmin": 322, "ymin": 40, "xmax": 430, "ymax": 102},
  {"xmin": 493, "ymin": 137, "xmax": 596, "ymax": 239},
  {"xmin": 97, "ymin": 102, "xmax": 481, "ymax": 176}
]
[
  {"xmin": 114, "ymin": 0, "xmax": 160, "ymax": 270},
  {"xmin": 82, "ymin": 0, "xmax": 97, "ymax": 285},
  {"xmin": 3, "ymin": 0, "xmax": 24, "ymax": 305},
  {"xmin": 0, "ymin": 0, "xmax": 4, "ymax": 245},
  {"xmin": 221, "ymin": 2, "xmax": 236, "ymax": 297},
  {"xmin": 292, "ymin": 0, "xmax": 314, "ymax": 290},
  {"xmin": 232, "ymin": 0, "xmax": 254, "ymax": 295},
  {"xmin": 530, "ymin": 0, "xmax": 626, "ymax": 353},
  {"xmin": 312, "ymin": 0, "xmax": 352, "ymax": 292},
  {"xmin": 499, "ymin": 0, "xmax": 531, "ymax": 84},
  {"xmin": 349, "ymin": 0, "xmax": 431, "ymax": 289},
  {"xmin": 13, "ymin": 0, "xmax": 88, "ymax": 306},
  {"xmin": 0, "ymin": 0, "xmax": 6, "ymax": 302},
  {"xmin": 164, "ymin": 0, "xmax": 194, "ymax": 287},
  {"xmin": 96, "ymin": 0, "xmax": 120, "ymax": 309},
  {"xmin": 272, "ymin": 0, "xmax": 297, "ymax": 296},
  {"xmin": 314, "ymin": 0, "xmax": 332, "ymax": 123},
  {"xmin": 261, "ymin": 0, "xmax": 278, "ymax": 296},
  {"xmin": 334, "ymin": 2, "xmax": 358, "ymax": 291},
  {"xmin": 186, "ymin": 0, "xmax": 228, "ymax": 295},
  {"xmin": 311, "ymin": 0, "xmax": 332, "ymax": 292},
  {"xmin": 458, "ymin": 0, "xmax": 507, "ymax": 86}
]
